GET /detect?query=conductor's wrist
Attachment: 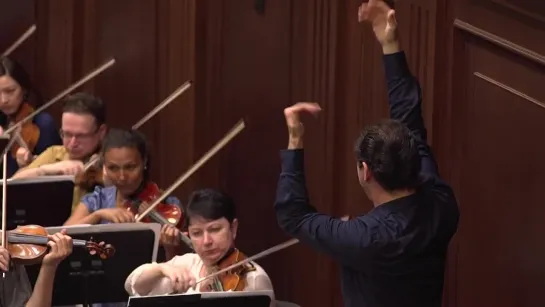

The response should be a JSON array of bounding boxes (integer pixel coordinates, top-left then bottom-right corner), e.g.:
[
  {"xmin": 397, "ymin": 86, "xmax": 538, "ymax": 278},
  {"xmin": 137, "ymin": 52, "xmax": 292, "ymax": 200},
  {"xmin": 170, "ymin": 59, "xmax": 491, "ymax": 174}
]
[
  {"xmin": 288, "ymin": 136, "xmax": 304, "ymax": 149},
  {"xmin": 382, "ymin": 40, "xmax": 401, "ymax": 54}
]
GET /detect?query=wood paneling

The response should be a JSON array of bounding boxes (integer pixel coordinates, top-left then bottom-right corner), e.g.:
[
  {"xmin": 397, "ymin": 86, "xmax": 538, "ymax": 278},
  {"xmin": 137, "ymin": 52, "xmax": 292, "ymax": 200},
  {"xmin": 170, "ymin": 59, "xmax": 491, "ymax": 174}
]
[
  {"xmin": 437, "ymin": 0, "xmax": 545, "ymax": 306},
  {"xmin": 2, "ymin": 0, "xmax": 545, "ymax": 306}
]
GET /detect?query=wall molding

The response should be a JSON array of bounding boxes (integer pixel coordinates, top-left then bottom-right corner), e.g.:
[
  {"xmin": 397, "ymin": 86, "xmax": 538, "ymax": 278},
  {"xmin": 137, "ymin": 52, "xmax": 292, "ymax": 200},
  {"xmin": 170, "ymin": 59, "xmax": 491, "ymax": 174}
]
[
  {"xmin": 474, "ymin": 71, "xmax": 545, "ymax": 110},
  {"xmin": 454, "ymin": 19, "xmax": 545, "ymax": 66},
  {"xmin": 491, "ymin": 0, "xmax": 545, "ymax": 24}
]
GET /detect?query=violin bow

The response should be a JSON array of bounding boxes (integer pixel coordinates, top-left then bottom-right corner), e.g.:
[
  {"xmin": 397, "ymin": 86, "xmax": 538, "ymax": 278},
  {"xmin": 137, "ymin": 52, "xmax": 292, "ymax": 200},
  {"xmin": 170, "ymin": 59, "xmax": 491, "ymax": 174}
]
[
  {"xmin": 136, "ymin": 120, "xmax": 246, "ymax": 223},
  {"xmin": 83, "ymin": 80, "xmax": 192, "ymax": 172},
  {"xmin": 2, "ymin": 24, "xmax": 36, "ymax": 56},
  {"xmin": 4, "ymin": 58, "xmax": 116, "ymax": 136},
  {"xmin": 195, "ymin": 238, "xmax": 300, "ymax": 286},
  {"xmin": 194, "ymin": 214, "xmax": 350, "ymax": 286},
  {"xmin": 1, "ymin": 135, "xmax": 19, "ymax": 277}
]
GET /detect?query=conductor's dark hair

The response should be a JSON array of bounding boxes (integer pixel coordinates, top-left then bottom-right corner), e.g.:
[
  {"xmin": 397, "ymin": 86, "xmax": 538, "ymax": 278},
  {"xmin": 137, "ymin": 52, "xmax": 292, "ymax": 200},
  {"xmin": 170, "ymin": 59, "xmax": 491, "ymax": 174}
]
[
  {"xmin": 354, "ymin": 119, "xmax": 421, "ymax": 191},
  {"xmin": 62, "ymin": 92, "xmax": 106, "ymax": 127},
  {"xmin": 185, "ymin": 189, "xmax": 236, "ymax": 227},
  {"xmin": 101, "ymin": 128, "xmax": 150, "ymax": 180}
]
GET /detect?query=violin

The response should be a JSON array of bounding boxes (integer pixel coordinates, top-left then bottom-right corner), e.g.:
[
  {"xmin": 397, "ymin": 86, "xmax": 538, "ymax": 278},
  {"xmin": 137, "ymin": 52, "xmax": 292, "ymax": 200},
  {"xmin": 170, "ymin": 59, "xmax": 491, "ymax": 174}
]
[
  {"xmin": 124, "ymin": 182, "xmax": 193, "ymax": 249},
  {"xmin": 6, "ymin": 103, "xmax": 40, "ymax": 159},
  {"xmin": 3, "ymin": 224, "xmax": 115, "ymax": 265},
  {"xmin": 75, "ymin": 163, "xmax": 105, "ymax": 192},
  {"xmin": 206, "ymin": 248, "xmax": 256, "ymax": 292},
  {"xmin": 125, "ymin": 182, "xmax": 183, "ymax": 227}
]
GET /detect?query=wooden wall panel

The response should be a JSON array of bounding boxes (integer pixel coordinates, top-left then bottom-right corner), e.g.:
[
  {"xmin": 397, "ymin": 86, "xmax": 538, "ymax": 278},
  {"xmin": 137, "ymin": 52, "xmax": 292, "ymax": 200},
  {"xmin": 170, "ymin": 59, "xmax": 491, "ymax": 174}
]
[
  {"xmin": 436, "ymin": 0, "xmax": 545, "ymax": 306},
  {"xmin": 0, "ymin": 0, "xmax": 35, "ymax": 77},
  {"xmin": 448, "ymin": 29, "xmax": 545, "ymax": 307}
]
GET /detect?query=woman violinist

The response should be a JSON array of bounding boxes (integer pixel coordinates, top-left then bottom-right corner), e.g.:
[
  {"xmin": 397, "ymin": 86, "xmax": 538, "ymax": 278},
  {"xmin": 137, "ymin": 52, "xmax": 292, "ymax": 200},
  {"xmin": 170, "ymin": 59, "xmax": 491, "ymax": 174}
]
[
  {"xmin": 63, "ymin": 128, "xmax": 186, "ymax": 259},
  {"xmin": 124, "ymin": 189, "xmax": 275, "ymax": 304},
  {"xmin": 0, "ymin": 56, "xmax": 62, "ymax": 177},
  {"xmin": 0, "ymin": 230, "xmax": 73, "ymax": 307}
]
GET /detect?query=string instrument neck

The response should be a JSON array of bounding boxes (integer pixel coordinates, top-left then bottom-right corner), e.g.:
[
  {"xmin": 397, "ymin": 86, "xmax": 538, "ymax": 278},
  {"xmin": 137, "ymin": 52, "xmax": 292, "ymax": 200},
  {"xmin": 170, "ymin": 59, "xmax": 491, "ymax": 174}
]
[{"xmin": 7, "ymin": 232, "xmax": 87, "ymax": 247}]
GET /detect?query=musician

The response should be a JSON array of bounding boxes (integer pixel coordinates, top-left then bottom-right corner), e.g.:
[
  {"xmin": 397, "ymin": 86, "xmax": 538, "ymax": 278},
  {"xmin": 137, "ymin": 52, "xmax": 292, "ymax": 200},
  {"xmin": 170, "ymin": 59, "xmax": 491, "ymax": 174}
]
[
  {"xmin": 274, "ymin": 1, "xmax": 459, "ymax": 307},
  {"xmin": 0, "ymin": 230, "xmax": 73, "ymax": 307},
  {"xmin": 63, "ymin": 128, "xmax": 185, "ymax": 259},
  {"xmin": 0, "ymin": 56, "xmax": 62, "ymax": 177},
  {"xmin": 12, "ymin": 93, "xmax": 107, "ymax": 210},
  {"xmin": 125, "ymin": 189, "xmax": 274, "ymax": 303}
]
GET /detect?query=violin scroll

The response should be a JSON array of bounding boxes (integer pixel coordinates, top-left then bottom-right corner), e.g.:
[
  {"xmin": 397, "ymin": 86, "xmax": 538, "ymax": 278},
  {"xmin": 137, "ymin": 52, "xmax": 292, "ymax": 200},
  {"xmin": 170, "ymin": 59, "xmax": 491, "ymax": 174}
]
[{"xmin": 85, "ymin": 237, "xmax": 116, "ymax": 259}]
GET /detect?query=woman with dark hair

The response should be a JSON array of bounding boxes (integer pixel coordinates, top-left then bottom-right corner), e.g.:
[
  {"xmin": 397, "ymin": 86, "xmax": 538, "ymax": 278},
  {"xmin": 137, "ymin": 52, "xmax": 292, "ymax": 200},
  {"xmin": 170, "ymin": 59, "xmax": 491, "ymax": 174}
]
[
  {"xmin": 124, "ymin": 189, "xmax": 275, "ymax": 305},
  {"xmin": 0, "ymin": 56, "xmax": 61, "ymax": 177},
  {"xmin": 63, "ymin": 128, "xmax": 185, "ymax": 259}
]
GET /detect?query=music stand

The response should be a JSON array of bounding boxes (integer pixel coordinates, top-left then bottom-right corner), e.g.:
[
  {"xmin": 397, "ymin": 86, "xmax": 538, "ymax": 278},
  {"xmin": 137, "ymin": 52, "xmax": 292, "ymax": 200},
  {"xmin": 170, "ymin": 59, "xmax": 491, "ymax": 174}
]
[
  {"xmin": 127, "ymin": 290, "xmax": 274, "ymax": 307},
  {"xmin": 25, "ymin": 223, "xmax": 161, "ymax": 307},
  {"xmin": 0, "ymin": 175, "xmax": 75, "ymax": 229}
]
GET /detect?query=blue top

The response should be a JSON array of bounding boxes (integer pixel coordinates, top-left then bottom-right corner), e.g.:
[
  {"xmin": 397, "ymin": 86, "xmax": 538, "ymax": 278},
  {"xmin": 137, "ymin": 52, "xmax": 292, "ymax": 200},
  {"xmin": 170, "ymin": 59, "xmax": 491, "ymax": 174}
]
[
  {"xmin": 80, "ymin": 185, "xmax": 182, "ymax": 307},
  {"xmin": 1, "ymin": 111, "xmax": 62, "ymax": 178},
  {"xmin": 274, "ymin": 52, "xmax": 460, "ymax": 307},
  {"xmin": 81, "ymin": 185, "xmax": 182, "ymax": 224}
]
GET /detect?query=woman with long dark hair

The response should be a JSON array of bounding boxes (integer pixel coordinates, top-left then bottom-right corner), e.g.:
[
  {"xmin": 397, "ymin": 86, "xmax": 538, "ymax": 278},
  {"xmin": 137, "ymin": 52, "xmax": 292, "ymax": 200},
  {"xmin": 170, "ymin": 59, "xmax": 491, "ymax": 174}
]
[{"xmin": 0, "ymin": 56, "xmax": 61, "ymax": 177}]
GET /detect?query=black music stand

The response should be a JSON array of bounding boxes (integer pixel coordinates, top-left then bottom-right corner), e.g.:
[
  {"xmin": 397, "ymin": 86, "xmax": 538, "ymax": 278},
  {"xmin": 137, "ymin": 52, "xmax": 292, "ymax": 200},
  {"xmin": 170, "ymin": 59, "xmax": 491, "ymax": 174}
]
[
  {"xmin": 0, "ymin": 175, "xmax": 74, "ymax": 229},
  {"xmin": 25, "ymin": 223, "xmax": 161, "ymax": 307},
  {"xmin": 127, "ymin": 290, "xmax": 274, "ymax": 307}
]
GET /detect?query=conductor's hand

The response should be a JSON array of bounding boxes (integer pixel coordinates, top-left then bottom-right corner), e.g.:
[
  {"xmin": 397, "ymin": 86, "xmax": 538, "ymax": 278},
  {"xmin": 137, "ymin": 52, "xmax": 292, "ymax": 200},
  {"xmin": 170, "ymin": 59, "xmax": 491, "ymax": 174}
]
[
  {"xmin": 160, "ymin": 224, "xmax": 181, "ymax": 248},
  {"xmin": 0, "ymin": 246, "xmax": 10, "ymax": 271},
  {"xmin": 358, "ymin": 0, "xmax": 398, "ymax": 46},
  {"xmin": 97, "ymin": 208, "xmax": 135, "ymax": 223},
  {"xmin": 283, "ymin": 102, "xmax": 322, "ymax": 139},
  {"xmin": 43, "ymin": 229, "xmax": 73, "ymax": 267},
  {"xmin": 160, "ymin": 264, "xmax": 196, "ymax": 294}
]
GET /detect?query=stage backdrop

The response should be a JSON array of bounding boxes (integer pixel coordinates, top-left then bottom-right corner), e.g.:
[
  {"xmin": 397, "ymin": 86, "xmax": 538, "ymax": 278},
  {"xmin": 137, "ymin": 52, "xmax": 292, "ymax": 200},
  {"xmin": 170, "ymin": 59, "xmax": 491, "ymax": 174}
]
[{"xmin": 1, "ymin": 0, "xmax": 544, "ymax": 306}]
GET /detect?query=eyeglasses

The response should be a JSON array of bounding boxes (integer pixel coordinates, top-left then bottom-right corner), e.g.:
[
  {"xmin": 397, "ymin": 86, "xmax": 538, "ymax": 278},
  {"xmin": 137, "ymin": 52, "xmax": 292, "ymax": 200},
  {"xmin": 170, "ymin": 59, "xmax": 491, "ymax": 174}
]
[{"xmin": 59, "ymin": 129, "xmax": 97, "ymax": 141}]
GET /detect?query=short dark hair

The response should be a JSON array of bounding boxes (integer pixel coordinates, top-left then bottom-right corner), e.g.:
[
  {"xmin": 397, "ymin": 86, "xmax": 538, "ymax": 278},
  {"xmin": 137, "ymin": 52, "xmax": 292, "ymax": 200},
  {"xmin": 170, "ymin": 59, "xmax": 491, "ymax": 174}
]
[
  {"xmin": 185, "ymin": 189, "xmax": 236, "ymax": 227},
  {"xmin": 62, "ymin": 92, "xmax": 106, "ymax": 126},
  {"xmin": 101, "ymin": 128, "xmax": 150, "ymax": 179},
  {"xmin": 354, "ymin": 119, "xmax": 421, "ymax": 191}
]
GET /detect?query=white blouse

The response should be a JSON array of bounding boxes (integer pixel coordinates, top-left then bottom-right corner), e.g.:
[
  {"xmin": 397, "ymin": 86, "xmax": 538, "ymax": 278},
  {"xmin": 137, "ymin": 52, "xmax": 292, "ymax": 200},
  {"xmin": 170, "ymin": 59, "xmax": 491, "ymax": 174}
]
[{"xmin": 125, "ymin": 253, "xmax": 275, "ymax": 304}]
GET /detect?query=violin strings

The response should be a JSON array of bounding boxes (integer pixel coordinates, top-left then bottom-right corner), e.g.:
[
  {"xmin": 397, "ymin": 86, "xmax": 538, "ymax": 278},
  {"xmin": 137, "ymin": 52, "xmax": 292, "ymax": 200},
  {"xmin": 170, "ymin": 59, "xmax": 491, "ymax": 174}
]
[
  {"xmin": 195, "ymin": 238, "xmax": 299, "ymax": 286},
  {"xmin": 7, "ymin": 233, "xmax": 87, "ymax": 246}
]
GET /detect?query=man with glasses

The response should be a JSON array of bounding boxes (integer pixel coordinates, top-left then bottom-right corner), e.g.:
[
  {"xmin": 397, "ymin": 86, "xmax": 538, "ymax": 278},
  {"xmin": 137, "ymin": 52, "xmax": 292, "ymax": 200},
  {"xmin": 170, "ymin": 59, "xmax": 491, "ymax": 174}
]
[{"xmin": 12, "ymin": 92, "xmax": 108, "ymax": 210}]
